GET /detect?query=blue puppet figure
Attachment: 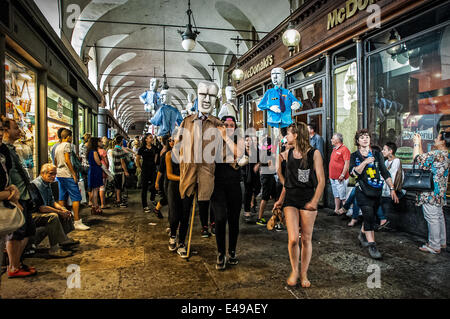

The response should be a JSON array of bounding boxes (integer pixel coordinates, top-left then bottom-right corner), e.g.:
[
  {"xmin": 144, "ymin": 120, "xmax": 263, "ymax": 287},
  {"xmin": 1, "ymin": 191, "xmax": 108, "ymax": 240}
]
[
  {"xmin": 150, "ymin": 89, "xmax": 183, "ymax": 136},
  {"xmin": 257, "ymin": 67, "xmax": 302, "ymax": 128},
  {"xmin": 140, "ymin": 78, "xmax": 162, "ymax": 113}
]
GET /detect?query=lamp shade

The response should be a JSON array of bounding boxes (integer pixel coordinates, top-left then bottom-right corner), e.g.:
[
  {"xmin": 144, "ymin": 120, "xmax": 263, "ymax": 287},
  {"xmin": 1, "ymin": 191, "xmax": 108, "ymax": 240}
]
[
  {"xmin": 387, "ymin": 30, "xmax": 401, "ymax": 56},
  {"xmin": 182, "ymin": 38, "xmax": 196, "ymax": 51},
  {"xmin": 282, "ymin": 27, "xmax": 301, "ymax": 48},
  {"xmin": 232, "ymin": 68, "xmax": 244, "ymax": 81}
]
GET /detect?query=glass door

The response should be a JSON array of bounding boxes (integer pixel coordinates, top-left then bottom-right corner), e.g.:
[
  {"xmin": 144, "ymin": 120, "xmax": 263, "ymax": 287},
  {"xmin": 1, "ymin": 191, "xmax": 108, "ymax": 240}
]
[{"xmin": 291, "ymin": 76, "xmax": 326, "ymax": 141}]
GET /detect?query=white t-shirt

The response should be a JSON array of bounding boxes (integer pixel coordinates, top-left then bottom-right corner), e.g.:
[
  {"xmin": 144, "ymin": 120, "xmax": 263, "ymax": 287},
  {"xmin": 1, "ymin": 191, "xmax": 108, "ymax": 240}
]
[
  {"xmin": 382, "ymin": 158, "xmax": 402, "ymax": 197},
  {"xmin": 55, "ymin": 142, "xmax": 73, "ymax": 178}
]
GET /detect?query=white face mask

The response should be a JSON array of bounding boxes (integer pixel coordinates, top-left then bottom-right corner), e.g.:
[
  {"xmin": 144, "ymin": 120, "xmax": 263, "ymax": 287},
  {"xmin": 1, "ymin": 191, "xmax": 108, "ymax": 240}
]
[
  {"xmin": 197, "ymin": 82, "xmax": 218, "ymax": 114},
  {"xmin": 271, "ymin": 68, "xmax": 285, "ymax": 87},
  {"xmin": 160, "ymin": 89, "xmax": 171, "ymax": 104},
  {"xmin": 150, "ymin": 78, "xmax": 159, "ymax": 91},
  {"xmin": 225, "ymin": 86, "xmax": 236, "ymax": 101}
]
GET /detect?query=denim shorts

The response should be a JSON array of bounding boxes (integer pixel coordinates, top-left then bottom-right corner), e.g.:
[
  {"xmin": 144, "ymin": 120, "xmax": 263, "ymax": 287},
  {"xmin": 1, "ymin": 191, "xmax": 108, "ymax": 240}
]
[{"xmin": 57, "ymin": 177, "xmax": 82, "ymax": 202}]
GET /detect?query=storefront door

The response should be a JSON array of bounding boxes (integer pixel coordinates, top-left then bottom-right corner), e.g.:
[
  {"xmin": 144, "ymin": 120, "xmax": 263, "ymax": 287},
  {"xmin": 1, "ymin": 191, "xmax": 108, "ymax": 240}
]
[{"xmin": 291, "ymin": 76, "xmax": 326, "ymax": 141}]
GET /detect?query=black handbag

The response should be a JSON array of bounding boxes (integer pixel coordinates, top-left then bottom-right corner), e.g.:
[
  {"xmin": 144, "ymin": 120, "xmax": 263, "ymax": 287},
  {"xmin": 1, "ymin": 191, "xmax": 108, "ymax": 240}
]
[{"xmin": 402, "ymin": 155, "xmax": 433, "ymax": 192}]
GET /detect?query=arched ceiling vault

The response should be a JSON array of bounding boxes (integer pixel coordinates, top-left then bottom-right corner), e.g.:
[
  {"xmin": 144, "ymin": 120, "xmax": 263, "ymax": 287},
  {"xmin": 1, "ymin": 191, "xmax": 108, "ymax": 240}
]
[{"xmin": 59, "ymin": 0, "xmax": 290, "ymax": 132}]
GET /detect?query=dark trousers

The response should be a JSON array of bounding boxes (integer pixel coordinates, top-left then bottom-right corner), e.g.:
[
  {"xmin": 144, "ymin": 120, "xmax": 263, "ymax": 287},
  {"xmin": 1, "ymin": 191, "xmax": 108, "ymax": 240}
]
[
  {"xmin": 141, "ymin": 170, "xmax": 157, "ymax": 208},
  {"xmin": 32, "ymin": 213, "xmax": 72, "ymax": 247},
  {"xmin": 168, "ymin": 181, "xmax": 185, "ymax": 240},
  {"xmin": 198, "ymin": 200, "xmax": 214, "ymax": 228},
  {"xmin": 356, "ymin": 189, "xmax": 381, "ymax": 232},
  {"xmin": 243, "ymin": 181, "xmax": 260, "ymax": 212},
  {"xmin": 210, "ymin": 182, "xmax": 242, "ymax": 255}
]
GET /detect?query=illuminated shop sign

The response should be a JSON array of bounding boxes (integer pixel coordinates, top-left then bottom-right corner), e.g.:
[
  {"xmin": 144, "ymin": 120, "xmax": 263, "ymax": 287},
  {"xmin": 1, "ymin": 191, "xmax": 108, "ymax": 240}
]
[
  {"xmin": 243, "ymin": 55, "xmax": 274, "ymax": 81},
  {"xmin": 327, "ymin": 0, "xmax": 377, "ymax": 30}
]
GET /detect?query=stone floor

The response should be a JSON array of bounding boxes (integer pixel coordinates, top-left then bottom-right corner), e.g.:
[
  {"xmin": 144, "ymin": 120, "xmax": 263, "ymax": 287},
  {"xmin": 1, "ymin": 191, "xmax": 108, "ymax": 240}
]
[{"xmin": 1, "ymin": 190, "xmax": 450, "ymax": 299}]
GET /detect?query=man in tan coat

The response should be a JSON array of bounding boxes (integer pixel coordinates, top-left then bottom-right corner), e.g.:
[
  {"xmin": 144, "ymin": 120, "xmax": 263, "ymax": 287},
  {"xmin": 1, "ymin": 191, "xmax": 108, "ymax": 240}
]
[{"xmin": 175, "ymin": 81, "xmax": 222, "ymax": 256}]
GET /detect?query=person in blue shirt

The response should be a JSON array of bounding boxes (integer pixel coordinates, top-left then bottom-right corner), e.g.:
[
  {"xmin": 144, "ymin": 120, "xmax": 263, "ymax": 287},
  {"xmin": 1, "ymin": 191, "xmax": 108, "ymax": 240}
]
[
  {"xmin": 307, "ymin": 122, "xmax": 324, "ymax": 158},
  {"xmin": 150, "ymin": 89, "xmax": 183, "ymax": 137},
  {"xmin": 257, "ymin": 67, "xmax": 302, "ymax": 128},
  {"xmin": 139, "ymin": 78, "xmax": 161, "ymax": 113}
]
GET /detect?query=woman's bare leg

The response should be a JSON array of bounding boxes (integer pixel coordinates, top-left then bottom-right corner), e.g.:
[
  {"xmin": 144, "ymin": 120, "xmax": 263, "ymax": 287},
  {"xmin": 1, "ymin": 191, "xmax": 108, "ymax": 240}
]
[{"xmin": 299, "ymin": 209, "xmax": 317, "ymax": 288}]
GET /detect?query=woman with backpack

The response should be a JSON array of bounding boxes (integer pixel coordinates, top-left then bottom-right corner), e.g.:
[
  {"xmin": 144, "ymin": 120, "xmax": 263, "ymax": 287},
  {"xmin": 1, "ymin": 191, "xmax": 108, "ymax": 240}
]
[
  {"xmin": 273, "ymin": 122, "xmax": 325, "ymax": 288},
  {"xmin": 349, "ymin": 129, "xmax": 398, "ymax": 260}
]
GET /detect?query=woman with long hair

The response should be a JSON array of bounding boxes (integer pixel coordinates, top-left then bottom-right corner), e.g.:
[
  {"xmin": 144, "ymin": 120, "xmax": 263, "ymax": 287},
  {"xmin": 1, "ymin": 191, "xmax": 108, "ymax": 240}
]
[
  {"xmin": 87, "ymin": 137, "xmax": 104, "ymax": 215},
  {"xmin": 211, "ymin": 116, "xmax": 244, "ymax": 270},
  {"xmin": 349, "ymin": 129, "xmax": 398, "ymax": 259},
  {"xmin": 274, "ymin": 122, "xmax": 325, "ymax": 287}
]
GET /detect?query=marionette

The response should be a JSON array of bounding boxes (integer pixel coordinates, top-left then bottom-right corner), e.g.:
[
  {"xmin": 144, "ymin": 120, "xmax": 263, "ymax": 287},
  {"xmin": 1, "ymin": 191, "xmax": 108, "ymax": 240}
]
[
  {"xmin": 150, "ymin": 89, "xmax": 183, "ymax": 136},
  {"xmin": 257, "ymin": 67, "xmax": 302, "ymax": 128},
  {"xmin": 218, "ymin": 86, "xmax": 239, "ymax": 122},
  {"xmin": 139, "ymin": 78, "xmax": 161, "ymax": 113}
]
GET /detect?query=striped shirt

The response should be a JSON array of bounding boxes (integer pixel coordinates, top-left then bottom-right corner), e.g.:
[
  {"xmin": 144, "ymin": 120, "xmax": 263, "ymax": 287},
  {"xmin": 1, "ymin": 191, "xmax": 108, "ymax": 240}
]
[{"xmin": 112, "ymin": 146, "xmax": 126, "ymax": 175}]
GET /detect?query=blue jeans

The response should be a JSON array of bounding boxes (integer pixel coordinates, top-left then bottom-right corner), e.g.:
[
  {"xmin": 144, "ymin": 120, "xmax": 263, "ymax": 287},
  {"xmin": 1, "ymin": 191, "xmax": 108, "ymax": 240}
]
[
  {"xmin": 343, "ymin": 187, "xmax": 360, "ymax": 219},
  {"xmin": 376, "ymin": 203, "xmax": 387, "ymax": 221}
]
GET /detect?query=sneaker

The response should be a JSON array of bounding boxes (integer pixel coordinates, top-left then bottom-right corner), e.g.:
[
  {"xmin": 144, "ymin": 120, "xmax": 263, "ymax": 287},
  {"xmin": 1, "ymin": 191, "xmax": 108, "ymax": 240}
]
[
  {"xmin": 49, "ymin": 248, "xmax": 73, "ymax": 258},
  {"xmin": 119, "ymin": 202, "xmax": 128, "ymax": 208},
  {"xmin": 358, "ymin": 231, "xmax": 369, "ymax": 247},
  {"xmin": 113, "ymin": 201, "xmax": 121, "ymax": 208},
  {"xmin": 201, "ymin": 227, "xmax": 211, "ymax": 238},
  {"xmin": 210, "ymin": 222, "xmax": 216, "ymax": 236},
  {"xmin": 177, "ymin": 244, "xmax": 188, "ymax": 258},
  {"xmin": 256, "ymin": 218, "xmax": 267, "ymax": 226},
  {"xmin": 228, "ymin": 251, "xmax": 238, "ymax": 265},
  {"xmin": 251, "ymin": 206, "xmax": 257, "ymax": 215},
  {"xmin": 368, "ymin": 242, "xmax": 382, "ymax": 259},
  {"xmin": 8, "ymin": 267, "xmax": 34, "ymax": 278},
  {"xmin": 143, "ymin": 206, "xmax": 151, "ymax": 213},
  {"xmin": 274, "ymin": 223, "xmax": 283, "ymax": 232},
  {"xmin": 216, "ymin": 254, "xmax": 226, "ymax": 270},
  {"xmin": 154, "ymin": 209, "xmax": 163, "ymax": 219},
  {"xmin": 168, "ymin": 237, "xmax": 177, "ymax": 251},
  {"xmin": 74, "ymin": 219, "xmax": 90, "ymax": 231}
]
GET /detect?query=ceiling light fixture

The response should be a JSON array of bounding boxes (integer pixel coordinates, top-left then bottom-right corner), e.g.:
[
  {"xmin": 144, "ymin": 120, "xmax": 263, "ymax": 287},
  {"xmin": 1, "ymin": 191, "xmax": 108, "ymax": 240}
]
[
  {"xmin": 231, "ymin": 36, "xmax": 244, "ymax": 82},
  {"xmin": 282, "ymin": 6, "xmax": 301, "ymax": 53},
  {"xmin": 178, "ymin": 0, "xmax": 200, "ymax": 52},
  {"xmin": 386, "ymin": 29, "xmax": 402, "ymax": 56}
]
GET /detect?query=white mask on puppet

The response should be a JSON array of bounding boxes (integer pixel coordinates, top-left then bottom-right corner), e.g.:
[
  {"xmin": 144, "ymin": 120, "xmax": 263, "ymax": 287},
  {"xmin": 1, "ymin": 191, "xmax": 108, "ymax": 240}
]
[
  {"xmin": 271, "ymin": 68, "xmax": 285, "ymax": 87},
  {"xmin": 160, "ymin": 89, "xmax": 171, "ymax": 105},
  {"xmin": 225, "ymin": 86, "xmax": 237, "ymax": 102},
  {"xmin": 150, "ymin": 78, "xmax": 159, "ymax": 92},
  {"xmin": 197, "ymin": 81, "xmax": 218, "ymax": 115},
  {"xmin": 186, "ymin": 93, "xmax": 195, "ymax": 110}
]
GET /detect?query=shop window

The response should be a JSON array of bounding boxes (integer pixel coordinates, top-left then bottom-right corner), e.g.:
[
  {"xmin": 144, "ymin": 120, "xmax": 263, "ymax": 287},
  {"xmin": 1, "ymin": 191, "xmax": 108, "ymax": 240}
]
[
  {"xmin": 293, "ymin": 80, "xmax": 323, "ymax": 111},
  {"xmin": 367, "ymin": 24, "xmax": 450, "ymax": 170},
  {"xmin": 333, "ymin": 45, "xmax": 356, "ymax": 66},
  {"xmin": 334, "ymin": 62, "xmax": 358, "ymax": 153},
  {"xmin": 246, "ymin": 88, "xmax": 264, "ymax": 131},
  {"xmin": 79, "ymin": 105, "xmax": 85, "ymax": 143},
  {"xmin": 288, "ymin": 58, "xmax": 326, "ymax": 86},
  {"xmin": 5, "ymin": 54, "xmax": 38, "ymax": 179},
  {"xmin": 47, "ymin": 84, "xmax": 73, "ymax": 162}
]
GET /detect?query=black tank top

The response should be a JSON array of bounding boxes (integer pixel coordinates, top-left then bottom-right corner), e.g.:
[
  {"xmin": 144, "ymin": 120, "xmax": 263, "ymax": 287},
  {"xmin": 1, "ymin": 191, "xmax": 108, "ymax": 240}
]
[{"xmin": 285, "ymin": 147, "xmax": 317, "ymax": 190}]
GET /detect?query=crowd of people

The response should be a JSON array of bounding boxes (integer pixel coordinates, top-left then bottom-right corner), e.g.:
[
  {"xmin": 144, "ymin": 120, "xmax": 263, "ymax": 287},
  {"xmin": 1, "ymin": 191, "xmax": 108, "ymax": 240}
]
[{"xmin": 1, "ymin": 115, "xmax": 449, "ymax": 289}]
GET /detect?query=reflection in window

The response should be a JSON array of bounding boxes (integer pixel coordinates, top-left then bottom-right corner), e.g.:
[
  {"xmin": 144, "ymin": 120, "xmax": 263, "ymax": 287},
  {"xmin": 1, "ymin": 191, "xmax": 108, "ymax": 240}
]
[
  {"xmin": 293, "ymin": 80, "xmax": 323, "ymax": 111},
  {"xmin": 288, "ymin": 58, "xmax": 326, "ymax": 85},
  {"xmin": 368, "ymin": 25, "xmax": 450, "ymax": 168},
  {"xmin": 334, "ymin": 62, "xmax": 358, "ymax": 153}
]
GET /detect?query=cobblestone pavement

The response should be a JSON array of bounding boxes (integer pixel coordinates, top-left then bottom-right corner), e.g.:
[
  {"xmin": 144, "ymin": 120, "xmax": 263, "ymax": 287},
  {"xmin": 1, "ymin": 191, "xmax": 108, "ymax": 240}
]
[{"xmin": 1, "ymin": 190, "xmax": 449, "ymax": 299}]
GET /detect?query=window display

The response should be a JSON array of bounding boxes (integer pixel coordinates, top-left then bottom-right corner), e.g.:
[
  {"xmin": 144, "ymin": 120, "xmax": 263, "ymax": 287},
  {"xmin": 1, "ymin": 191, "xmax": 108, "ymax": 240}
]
[
  {"xmin": 368, "ymin": 24, "xmax": 450, "ymax": 169},
  {"xmin": 5, "ymin": 54, "xmax": 37, "ymax": 178},
  {"xmin": 79, "ymin": 105, "xmax": 85, "ymax": 144},
  {"xmin": 47, "ymin": 84, "xmax": 73, "ymax": 161}
]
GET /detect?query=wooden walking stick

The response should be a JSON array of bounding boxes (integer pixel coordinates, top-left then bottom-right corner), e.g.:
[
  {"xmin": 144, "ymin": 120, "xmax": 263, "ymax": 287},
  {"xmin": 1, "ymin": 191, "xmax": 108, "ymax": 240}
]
[{"xmin": 186, "ymin": 192, "xmax": 197, "ymax": 260}]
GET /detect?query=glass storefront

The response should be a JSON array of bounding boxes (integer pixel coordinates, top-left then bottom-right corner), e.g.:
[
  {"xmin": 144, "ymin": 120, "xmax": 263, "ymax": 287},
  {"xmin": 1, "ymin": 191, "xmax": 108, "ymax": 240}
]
[
  {"xmin": 5, "ymin": 54, "xmax": 38, "ymax": 178},
  {"xmin": 367, "ymin": 22, "xmax": 450, "ymax": 169},
  {"xmin": 334, "ymin": 62, "xmax": 358, "ymax": 153},
  {"xmin": 47, "ymin": 83, "xmax": 73, "ymax": 162},
  {"xmin": 79, "ymin": 105, "xmax": 85, "ymax": 143}
]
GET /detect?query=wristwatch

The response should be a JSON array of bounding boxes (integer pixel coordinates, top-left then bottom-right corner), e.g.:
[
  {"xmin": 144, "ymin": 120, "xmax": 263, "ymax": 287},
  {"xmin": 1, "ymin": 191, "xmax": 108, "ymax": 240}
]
[{"xmin": 390, "ymin": 186, "xmax": 395, "ymax": 191}]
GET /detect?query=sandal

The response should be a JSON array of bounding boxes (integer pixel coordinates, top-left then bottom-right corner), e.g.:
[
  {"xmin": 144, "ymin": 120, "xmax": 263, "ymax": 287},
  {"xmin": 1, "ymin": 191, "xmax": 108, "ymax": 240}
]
[
  {"xmin": 95, "ymin": 207, "xmax": 103, "ymax": 215},
  {"xmin": 347, "ymin": 219, "xmax": 357, "ymax": 227},
  {"xmin": 419, "ymin": 244, "xmax": 440, "ymax": 254}
]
